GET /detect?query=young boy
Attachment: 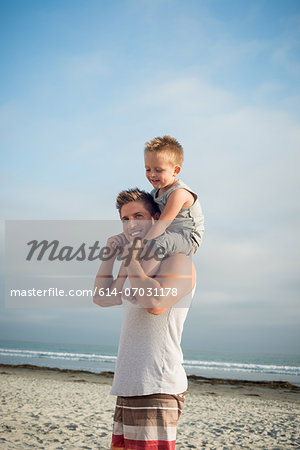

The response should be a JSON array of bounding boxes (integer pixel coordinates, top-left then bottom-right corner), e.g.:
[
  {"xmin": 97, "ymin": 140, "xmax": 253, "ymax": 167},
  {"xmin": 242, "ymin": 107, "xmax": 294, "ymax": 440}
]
[{"xmin": 143, "ymin": 135, "xmax": 204, "ymax": 262}]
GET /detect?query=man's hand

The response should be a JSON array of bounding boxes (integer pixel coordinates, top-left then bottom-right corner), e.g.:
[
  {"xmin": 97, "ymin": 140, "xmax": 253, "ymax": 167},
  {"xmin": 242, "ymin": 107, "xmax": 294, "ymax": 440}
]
[
  {"xmin": 106, "ymin": 233, "xmax": 129, "ymax": 253},
  {"xmin": 122, "ymin": 290, "xmax": 138, "ymax": 304}
]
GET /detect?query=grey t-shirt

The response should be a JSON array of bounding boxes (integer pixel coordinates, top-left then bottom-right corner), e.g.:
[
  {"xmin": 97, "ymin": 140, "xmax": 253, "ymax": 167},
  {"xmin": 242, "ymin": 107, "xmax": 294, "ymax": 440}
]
[
  {"xmin": 151, "ymin": 179, "xmax": 205, "ymax": 247},
  {"xmin": 110, "ymin": 279, "xmax": 195, "ymax": 396}
]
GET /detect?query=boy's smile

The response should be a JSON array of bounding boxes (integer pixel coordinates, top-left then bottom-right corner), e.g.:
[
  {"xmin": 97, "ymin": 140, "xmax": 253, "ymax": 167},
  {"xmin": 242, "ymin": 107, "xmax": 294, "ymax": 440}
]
[{"xmin": 144, "ymin": 152, "xmax": 181, "ymax": 192}]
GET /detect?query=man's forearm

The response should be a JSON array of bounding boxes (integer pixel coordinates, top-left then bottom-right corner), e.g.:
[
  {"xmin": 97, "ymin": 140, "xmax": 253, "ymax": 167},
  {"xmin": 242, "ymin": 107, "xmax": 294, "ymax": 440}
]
[
  {"xmin": 94, "ymin": 258, "xmax": 115, "ymax": 290},
  {"xmin": 93, "ymin": 257, "xmax": 123, "ymax": 306}
]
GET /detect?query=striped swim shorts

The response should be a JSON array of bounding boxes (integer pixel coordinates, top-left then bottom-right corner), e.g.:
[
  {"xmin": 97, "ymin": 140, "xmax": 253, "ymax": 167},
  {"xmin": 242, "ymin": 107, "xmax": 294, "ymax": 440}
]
[{"xmin": 110, "ymin": 392, "xmax": 186, "ymax": 450}]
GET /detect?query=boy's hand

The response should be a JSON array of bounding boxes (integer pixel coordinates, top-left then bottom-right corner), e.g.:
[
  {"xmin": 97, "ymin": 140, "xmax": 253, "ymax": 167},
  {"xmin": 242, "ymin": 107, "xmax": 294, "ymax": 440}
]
[{"xmin": 121, "ymin": 237, "xmax": 143, "ymax": 263}]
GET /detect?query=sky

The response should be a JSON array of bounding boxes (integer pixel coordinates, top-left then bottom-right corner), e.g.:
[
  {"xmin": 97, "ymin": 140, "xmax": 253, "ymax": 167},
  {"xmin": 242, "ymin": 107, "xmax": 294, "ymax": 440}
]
[{"xmin": 1, "ymin": 0, "xmax": 299, "ymax": 355}]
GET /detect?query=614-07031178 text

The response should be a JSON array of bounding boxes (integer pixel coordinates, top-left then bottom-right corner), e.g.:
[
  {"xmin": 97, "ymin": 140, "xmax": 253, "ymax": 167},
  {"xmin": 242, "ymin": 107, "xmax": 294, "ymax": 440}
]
[{"xmin": 97, "ymin": 287, "xmax": 178, "ymax": 297}]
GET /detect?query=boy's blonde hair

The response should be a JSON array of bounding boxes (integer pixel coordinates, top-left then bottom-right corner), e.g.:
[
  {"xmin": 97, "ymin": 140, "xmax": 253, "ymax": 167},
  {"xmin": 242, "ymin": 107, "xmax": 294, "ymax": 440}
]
[{"xmin": 144, "ymin": 135, "xmax": 184, "ymax": 166}]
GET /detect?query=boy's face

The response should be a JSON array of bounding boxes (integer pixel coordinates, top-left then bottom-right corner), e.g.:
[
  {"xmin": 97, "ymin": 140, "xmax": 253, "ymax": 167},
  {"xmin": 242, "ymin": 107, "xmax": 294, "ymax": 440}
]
[
  {"xmin": 144, "ymin": 151, "xmax": 180, "ymax": 190},
  {"xmin": 120, "ymin": 201, "xmax": 156, "ymax": 242}
]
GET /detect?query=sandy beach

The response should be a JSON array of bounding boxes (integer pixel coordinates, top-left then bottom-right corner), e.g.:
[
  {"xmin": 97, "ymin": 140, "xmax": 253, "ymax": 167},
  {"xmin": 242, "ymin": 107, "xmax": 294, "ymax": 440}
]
[{"xmin": 0, "ymin": 365, "xmax": 299, "ymax": 449}]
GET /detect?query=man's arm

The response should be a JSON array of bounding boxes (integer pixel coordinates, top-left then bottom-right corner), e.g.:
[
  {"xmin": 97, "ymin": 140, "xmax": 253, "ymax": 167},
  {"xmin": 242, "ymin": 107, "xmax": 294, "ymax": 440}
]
[
  {"xmin": 143, "ymin": 189, "xmax": 193, "ymax": 241},
  {"xmin": 93, "ymin": 234, "xmax": 127, "ymax": 307}
]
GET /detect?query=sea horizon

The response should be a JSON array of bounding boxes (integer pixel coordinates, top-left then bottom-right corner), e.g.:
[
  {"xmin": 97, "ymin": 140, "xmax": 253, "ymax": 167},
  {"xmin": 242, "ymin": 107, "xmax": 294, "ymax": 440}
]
[{"xmin": 1, "ymin": 339, "xmax": 299, "ymax": 386}]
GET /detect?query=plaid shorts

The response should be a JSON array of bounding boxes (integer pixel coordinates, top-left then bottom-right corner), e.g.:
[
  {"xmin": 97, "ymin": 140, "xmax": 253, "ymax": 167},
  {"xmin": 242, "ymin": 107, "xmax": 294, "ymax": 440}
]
[{"xmin": 110, "ymin": 392, "xmax": 186, "ymax": 450}]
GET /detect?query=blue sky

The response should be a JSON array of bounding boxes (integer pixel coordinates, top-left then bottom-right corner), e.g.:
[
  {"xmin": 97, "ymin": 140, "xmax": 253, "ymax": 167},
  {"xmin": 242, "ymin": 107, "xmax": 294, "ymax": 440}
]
[{"xmin": 1, "ymin": 0, "xmax": 300, "ymax": 354}]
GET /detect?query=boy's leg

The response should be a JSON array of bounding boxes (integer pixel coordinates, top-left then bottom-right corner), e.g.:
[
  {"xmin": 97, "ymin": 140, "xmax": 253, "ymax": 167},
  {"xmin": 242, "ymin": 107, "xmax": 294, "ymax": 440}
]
[
  {"xmin": 111, "ymin": 393, "xmax": 185, "ymax": 450},
  {"xmin": 140, "ymin": 248, "xmax": 163, "ymax": 277},
  {"xmin": 141, "ymin": 230, "xmax": 196, "ymax": 279}
]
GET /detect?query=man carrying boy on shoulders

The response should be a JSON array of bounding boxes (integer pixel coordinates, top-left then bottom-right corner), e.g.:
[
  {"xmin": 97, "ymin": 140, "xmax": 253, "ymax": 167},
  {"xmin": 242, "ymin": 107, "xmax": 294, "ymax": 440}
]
[{"xmin": 93, "ymin": 188, "xmax": 196, "ymax": 450}]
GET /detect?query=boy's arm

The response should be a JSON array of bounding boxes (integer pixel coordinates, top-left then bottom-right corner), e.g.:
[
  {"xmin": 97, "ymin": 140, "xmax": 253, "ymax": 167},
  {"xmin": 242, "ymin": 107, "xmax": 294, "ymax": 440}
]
[{"xmin": 144, "ymin": 189, "xmax": 191, "ymax": 241}]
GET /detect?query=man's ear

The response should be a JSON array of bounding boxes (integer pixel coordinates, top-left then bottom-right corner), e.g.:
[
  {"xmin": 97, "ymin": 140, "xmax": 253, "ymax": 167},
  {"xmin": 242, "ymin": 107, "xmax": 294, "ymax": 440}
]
[{"xmin": 174, "ymin": 166, "xmax": 181, "ymax": 175}]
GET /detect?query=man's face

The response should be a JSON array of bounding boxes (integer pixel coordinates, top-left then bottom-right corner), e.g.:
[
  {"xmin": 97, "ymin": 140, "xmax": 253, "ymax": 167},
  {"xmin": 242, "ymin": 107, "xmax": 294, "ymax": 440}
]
[{"xmin": 120, "ymin": 201, "xmax": 156, "ymax": 242}]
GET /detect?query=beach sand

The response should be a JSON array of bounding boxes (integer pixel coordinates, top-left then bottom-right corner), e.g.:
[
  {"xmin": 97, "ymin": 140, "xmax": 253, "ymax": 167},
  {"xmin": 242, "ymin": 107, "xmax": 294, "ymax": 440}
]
[{"xmin": 0, "ymin": 365, "xmax": 299, "ymax": 449}]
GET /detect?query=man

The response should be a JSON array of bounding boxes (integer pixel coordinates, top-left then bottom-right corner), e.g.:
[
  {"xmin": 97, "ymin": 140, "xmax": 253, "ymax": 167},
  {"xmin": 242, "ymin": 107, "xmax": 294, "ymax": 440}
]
[{"xmin": 93, "ymin": 188, "xmax": 196, "ymax": 450}]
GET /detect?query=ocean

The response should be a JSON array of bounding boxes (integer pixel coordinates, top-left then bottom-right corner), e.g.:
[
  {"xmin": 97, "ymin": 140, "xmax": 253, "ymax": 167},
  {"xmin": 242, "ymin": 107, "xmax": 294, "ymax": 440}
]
[{"xmin": 0, "ymin": 340, "xmax": 299, "ymax": 386}]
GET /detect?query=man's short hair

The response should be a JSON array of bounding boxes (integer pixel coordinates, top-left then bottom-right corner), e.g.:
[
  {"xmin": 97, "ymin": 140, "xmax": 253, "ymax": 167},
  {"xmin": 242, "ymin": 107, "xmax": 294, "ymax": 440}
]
[
  {"xmin": 144, "ymin": 135, "xmax": 184, "ymax": 166},
  {"xmin": 116, "ymin": 188, "xmax": 160, "ymax": 217}
]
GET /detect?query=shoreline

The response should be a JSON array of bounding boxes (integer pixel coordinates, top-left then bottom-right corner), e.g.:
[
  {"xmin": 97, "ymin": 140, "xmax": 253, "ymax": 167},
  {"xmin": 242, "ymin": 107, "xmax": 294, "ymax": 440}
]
[{"xmin": 1, "ymin": 363, "xmax": 299, "ymax": 391}]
